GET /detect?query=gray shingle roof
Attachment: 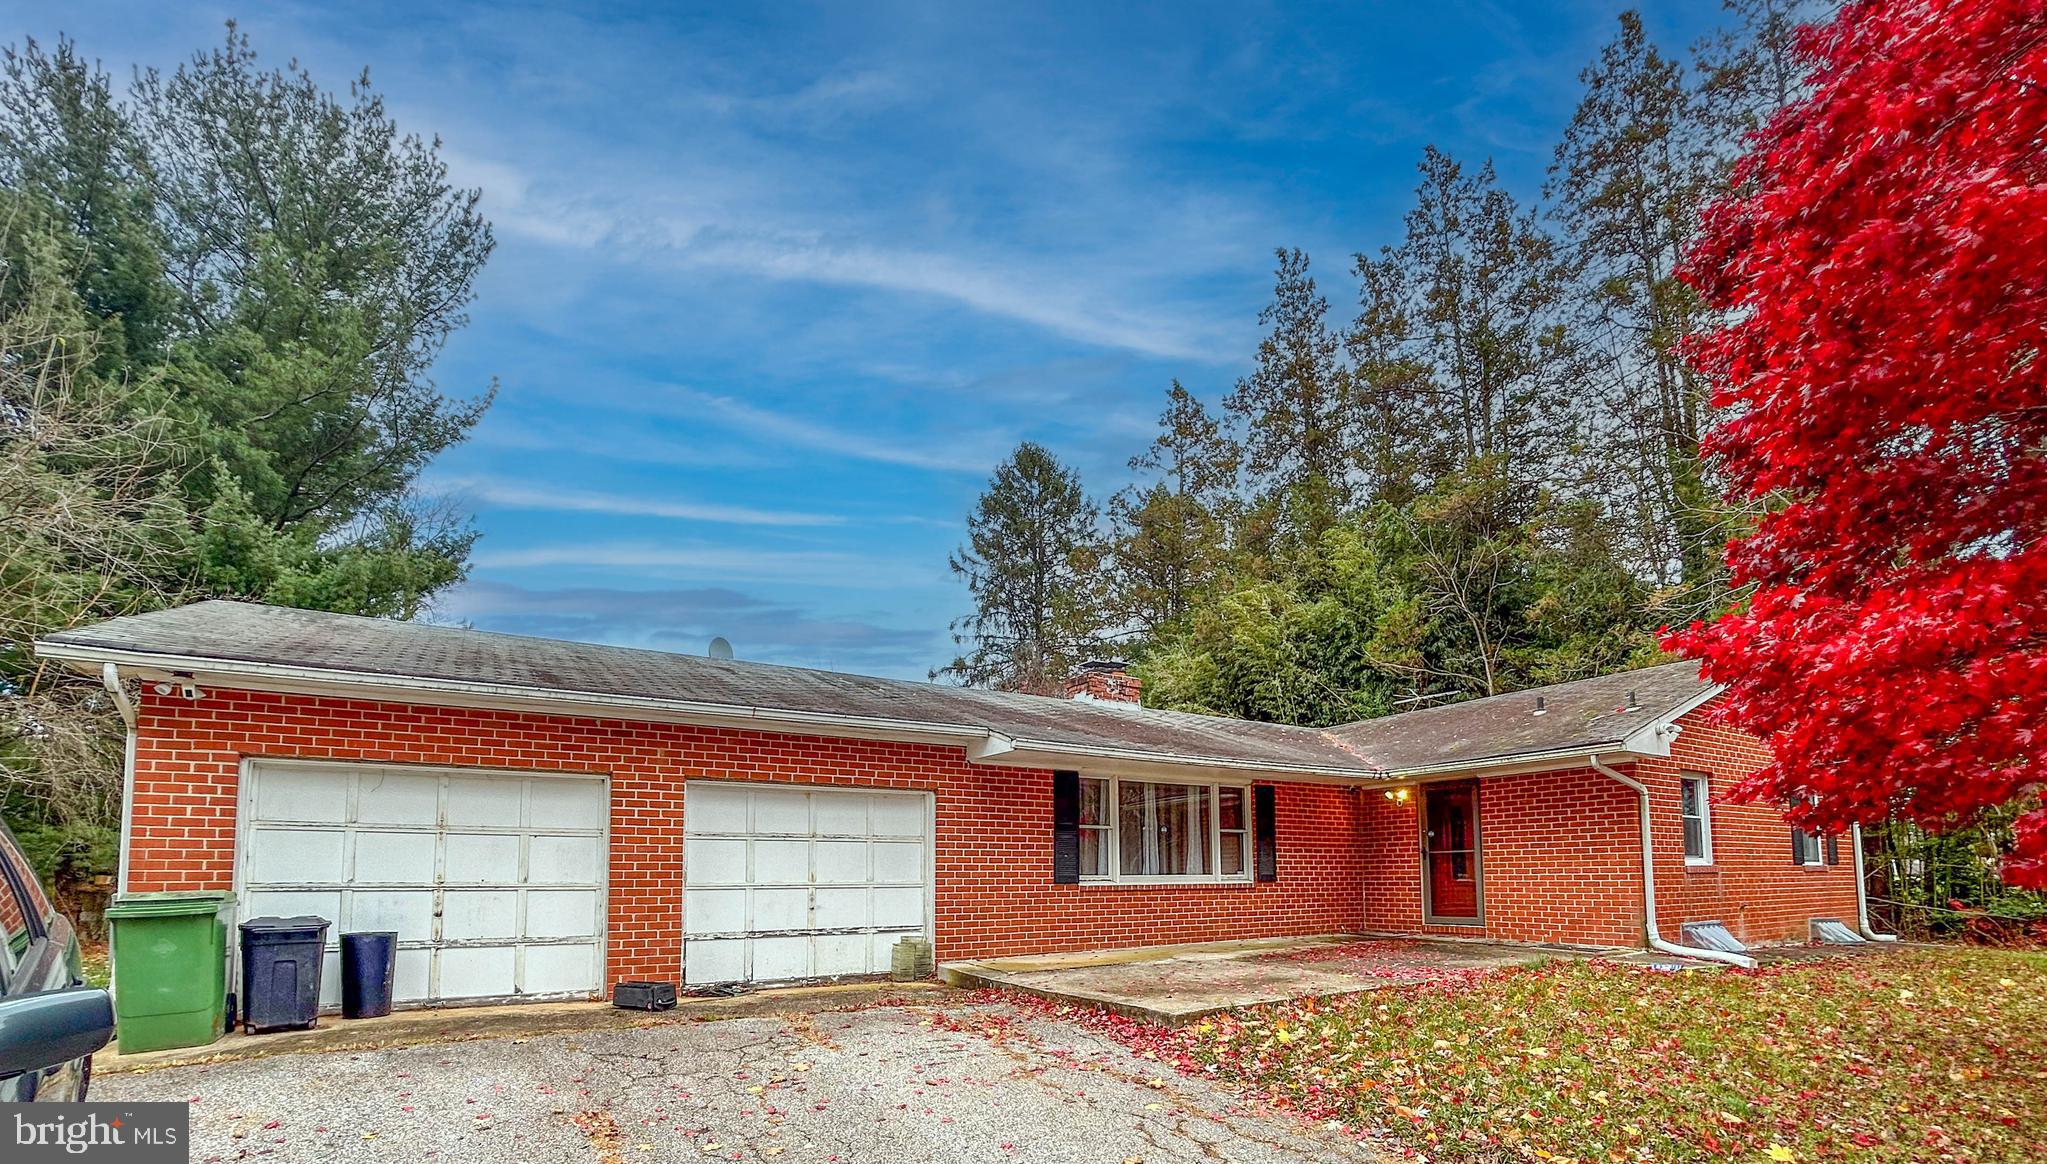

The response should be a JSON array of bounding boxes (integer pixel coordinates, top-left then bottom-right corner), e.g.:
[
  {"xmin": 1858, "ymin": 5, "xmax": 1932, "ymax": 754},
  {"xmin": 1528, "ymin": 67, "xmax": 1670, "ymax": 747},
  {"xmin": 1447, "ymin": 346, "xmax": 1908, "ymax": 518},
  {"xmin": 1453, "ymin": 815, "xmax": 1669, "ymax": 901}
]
[
  {"xmin": 1322, "ymin": 660, "xmax": 1710, "ymax": 772},
  {"xmin": 36, "ymin": 601, "xmax": 1715, "ymax": 778},
  {"xmin": 37, "ymin": 601, "xmax": 1372, "ymax": 774}
]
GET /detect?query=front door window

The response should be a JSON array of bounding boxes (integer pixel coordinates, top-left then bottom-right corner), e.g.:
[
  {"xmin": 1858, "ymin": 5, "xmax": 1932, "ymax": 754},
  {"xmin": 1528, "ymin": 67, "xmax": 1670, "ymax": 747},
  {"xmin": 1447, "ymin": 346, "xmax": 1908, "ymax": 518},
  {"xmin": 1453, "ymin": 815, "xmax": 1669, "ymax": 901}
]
[{"xmin": 1423, "ymin": 781, "xmax": 1482, "ymax": 923}]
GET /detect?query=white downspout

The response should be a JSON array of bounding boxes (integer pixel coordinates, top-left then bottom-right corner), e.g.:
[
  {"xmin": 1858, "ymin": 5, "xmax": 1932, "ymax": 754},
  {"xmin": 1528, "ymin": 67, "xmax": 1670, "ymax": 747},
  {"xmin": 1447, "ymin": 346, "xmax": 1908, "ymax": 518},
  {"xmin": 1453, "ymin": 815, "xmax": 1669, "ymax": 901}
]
[
  {"xmin": 1850, "ymin": 822, "xmax": 1898, "ymax": 943},
  {"xmin": 1591, "ymin": 754, "xmax": 1757, "ymax": 969},
  {"xmin": 101, "ymin": 662, "xmax": 137, "ymax": 896}
]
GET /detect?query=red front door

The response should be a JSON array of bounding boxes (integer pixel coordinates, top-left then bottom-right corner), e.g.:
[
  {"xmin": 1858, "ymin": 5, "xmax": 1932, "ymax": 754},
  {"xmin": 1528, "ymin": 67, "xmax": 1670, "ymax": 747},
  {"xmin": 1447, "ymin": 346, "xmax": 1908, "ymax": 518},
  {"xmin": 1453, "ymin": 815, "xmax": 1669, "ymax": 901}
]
[{"xmin": 1423, "ymin": 781, "xmax": 1482, "ymax": 923}]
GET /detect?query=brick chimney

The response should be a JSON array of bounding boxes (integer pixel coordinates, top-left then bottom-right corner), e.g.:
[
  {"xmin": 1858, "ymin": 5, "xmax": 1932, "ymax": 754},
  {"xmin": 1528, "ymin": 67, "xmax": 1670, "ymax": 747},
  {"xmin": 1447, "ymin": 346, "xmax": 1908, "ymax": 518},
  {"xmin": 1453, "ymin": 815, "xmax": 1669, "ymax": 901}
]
[{"xmin": 1063, "ymin": 659, "xmax": 1143, "ymax": 705}]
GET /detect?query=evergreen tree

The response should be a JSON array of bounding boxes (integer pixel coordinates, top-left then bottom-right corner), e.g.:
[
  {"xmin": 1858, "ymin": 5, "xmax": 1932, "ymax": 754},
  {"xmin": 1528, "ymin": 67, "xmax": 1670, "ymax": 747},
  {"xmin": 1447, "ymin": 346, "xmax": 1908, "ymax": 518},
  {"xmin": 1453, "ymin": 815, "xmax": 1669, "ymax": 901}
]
[
  {"xmin": 940, "ymin": 442, "xmax": 1107, "ymax": 694},
  {"xmin": 1224, "ymin": 249, "xmax": 1356, "ymax": 561},
  {"xmin": 1106, "ymin": 382, "xmax": 1236, "ymax": 643},
  {"xmin": 1693, "ymin": 0, "xmax": 1836, "ymax": 147},
  {"xmin": 0, "ymin": 24, "xmax": 495, "ymax": 619},
  {"xmin": 1359, "ymin": 148, "xmax": 1581, "ymax": 499},
  {"xmin": 1547, "ymin": 11, "xmax": 1722, "ymax": 600}
]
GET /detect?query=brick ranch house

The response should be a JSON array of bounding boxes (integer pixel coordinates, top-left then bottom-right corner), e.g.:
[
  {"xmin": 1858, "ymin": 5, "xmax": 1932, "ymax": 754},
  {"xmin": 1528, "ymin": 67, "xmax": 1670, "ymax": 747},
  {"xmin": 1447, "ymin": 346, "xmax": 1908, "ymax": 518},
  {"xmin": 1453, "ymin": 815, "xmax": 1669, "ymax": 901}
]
[{"xmin": 37, "ymin": 601, "xmax": 1879, "ymax": 1010}]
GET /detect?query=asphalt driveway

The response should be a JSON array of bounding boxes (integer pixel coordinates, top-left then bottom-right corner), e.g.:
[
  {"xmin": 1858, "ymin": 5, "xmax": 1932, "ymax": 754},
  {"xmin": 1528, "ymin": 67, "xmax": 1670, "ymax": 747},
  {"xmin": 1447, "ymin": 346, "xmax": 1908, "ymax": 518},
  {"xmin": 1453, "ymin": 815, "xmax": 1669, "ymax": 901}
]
[{"xmin": 99, "ymin": 995, "xmax": 1387, "ymax": 1163}]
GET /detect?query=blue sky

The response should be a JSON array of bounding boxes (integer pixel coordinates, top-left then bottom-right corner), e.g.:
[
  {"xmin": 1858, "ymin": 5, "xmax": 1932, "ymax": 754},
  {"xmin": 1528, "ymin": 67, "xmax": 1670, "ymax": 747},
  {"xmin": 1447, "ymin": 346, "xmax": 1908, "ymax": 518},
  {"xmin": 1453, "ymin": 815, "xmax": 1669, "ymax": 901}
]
[{"xmin": 14, "ymin": 0, "xmax": 1724, "ymax": 678}]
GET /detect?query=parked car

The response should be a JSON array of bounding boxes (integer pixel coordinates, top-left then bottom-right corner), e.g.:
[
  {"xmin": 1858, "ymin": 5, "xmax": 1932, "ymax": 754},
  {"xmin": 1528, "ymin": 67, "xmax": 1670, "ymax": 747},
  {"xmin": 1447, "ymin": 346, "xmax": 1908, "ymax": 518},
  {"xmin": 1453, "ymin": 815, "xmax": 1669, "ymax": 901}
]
[{"xmin": 0, "ymin": 821, "xmax": 114, "ymax": 1100}]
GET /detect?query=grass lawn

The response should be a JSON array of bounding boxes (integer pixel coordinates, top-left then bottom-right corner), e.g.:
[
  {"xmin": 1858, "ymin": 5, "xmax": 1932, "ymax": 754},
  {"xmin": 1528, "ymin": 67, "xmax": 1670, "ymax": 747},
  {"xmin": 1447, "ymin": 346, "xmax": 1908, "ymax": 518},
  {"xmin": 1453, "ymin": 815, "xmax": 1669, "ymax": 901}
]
[{"xmin": 1159, "ymin": 947, "xmax": 2046, "ymax": 1162}]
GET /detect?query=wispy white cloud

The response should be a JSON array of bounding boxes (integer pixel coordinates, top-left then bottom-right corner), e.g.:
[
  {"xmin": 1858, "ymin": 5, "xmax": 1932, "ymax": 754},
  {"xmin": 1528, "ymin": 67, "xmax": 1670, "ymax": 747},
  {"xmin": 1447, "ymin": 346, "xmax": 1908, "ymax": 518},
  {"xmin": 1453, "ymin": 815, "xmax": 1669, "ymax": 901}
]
[
  {"xmin": 432, "ymin": 579, "xmax": 942, "ymax": 677},
  {"xmin": 680, "ymin": 232, "xmax": 1223, "ymax": 362},
  {"xmin": 471, "ymin": 541, "xmax": 936, "ymax": 589},
  {"xmin": 640, "ymin": 386, "xmax": 1002, "ymax": 474},
  {"xmin": 437, "ymin": 475, "xmax": 845, "ymax": 527}
]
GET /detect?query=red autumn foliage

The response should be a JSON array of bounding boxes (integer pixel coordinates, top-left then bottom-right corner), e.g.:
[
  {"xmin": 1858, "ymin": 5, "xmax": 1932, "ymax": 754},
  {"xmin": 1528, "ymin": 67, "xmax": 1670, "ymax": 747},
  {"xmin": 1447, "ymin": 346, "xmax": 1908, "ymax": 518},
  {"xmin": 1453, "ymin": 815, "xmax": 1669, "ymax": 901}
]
[{"xmin": 1669, "ymin": 0, "xmax": 2047, "ymax": 887}]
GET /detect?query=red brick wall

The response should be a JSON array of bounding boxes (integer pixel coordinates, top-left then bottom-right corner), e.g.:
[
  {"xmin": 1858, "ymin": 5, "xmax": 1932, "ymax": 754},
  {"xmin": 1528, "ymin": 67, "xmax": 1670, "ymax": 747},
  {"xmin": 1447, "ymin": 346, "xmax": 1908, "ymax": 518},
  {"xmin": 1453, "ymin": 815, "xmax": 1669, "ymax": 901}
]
[
  {"xmin": 1354, "ymin": 704, "xmax": 1861, "ymax": 947},
  {"xmin": 127, "ymin": 686, "xmax": 1367, "ymax": 990},
  {"xmin": 1637, "ymin": 716, "xmax": 1860, "ymax": 944},
  {"xmin": 1358, "ymin": 767, "xmax": 1642, "ymax": 945}
]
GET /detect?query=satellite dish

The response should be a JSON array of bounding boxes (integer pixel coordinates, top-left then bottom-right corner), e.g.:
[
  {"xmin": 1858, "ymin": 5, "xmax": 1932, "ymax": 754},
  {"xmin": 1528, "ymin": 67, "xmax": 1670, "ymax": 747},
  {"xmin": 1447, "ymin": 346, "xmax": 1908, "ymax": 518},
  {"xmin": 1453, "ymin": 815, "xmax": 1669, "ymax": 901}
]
[{"xmin": 708, "ymin": 636, "xmax": 733, "ymax": 661}]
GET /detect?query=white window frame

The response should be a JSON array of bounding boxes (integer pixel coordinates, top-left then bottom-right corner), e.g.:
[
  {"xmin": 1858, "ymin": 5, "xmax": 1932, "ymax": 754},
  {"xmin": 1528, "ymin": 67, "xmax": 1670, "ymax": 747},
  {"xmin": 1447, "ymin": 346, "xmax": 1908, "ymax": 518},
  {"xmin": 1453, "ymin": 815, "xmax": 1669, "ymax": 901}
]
[
  {"xmin": 1680, "ymin": 774, "xmax": 1713, "ymax": 866},
  {"xmin": 1076, "ymin": 774, "xmax": 1254, "ymax": 886}
]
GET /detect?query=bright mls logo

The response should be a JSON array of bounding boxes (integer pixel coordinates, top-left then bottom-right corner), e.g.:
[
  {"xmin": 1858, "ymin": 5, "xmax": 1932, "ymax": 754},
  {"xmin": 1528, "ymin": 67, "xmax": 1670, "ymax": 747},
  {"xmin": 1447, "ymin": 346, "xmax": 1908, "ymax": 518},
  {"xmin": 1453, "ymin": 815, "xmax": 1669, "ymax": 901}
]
[{"xmin": 11, "ymin": 1103, "xmax": 188, "ymax": 1162}]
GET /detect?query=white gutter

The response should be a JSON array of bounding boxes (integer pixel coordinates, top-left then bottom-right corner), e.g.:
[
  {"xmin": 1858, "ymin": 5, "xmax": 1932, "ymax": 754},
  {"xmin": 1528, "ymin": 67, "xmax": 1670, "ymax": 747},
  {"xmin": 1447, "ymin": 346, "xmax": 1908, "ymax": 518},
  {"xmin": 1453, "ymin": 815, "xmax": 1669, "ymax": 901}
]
[
  {"xmin": 1590, "ymin": 754, "xmax": 1757, "ymax": 969},
  {"xmin": 1850, "ymin": 822, "xmax": 1899, "ymax": 943},
  {"xmin": 100, "ymin": 663, "xmax": 137, "ymax": 896}
]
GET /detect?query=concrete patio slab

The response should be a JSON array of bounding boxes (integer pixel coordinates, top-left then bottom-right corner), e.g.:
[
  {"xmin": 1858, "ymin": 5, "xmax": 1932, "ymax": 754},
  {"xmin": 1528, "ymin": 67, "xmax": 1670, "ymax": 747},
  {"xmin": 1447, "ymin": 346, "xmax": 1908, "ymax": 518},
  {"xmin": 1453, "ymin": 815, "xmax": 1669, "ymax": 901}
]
[{"xmin": 941, "ymin": 935, "xmax": 1594, "ymax": 1024}]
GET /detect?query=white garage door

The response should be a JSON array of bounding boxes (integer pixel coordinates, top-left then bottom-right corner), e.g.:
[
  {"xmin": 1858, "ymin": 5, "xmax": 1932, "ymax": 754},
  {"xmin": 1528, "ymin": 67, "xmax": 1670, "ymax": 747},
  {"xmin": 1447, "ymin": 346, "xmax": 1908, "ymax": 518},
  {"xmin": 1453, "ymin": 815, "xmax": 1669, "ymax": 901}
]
[
  {"xmin": 238, "ymin": 762, "xmax": 607, "ymax": 1007},
  {"xmin": 683, "ymin": 783, "xmax": 930, "ymax": 984}
]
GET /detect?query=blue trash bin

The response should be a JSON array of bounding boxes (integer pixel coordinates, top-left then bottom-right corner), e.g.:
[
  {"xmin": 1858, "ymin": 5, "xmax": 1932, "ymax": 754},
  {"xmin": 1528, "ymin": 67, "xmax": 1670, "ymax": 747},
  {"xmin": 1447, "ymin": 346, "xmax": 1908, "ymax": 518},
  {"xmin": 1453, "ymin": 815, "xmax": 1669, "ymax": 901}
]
[
  {"xmin": 238, "ymin": 916, "xmax": 329, "ymax": 1033},
  {"xmin": 340, "ymin": 931, "xmax": 398, "ymax": 1019}
]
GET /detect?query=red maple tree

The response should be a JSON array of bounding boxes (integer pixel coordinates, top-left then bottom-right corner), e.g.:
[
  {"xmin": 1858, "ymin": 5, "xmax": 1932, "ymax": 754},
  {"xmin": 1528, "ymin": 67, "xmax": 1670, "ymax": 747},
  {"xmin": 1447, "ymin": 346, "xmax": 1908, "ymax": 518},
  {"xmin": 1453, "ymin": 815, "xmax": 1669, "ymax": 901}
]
[{"xmin": 1670, "ymin": 0, "xmax": 2047, "ymax": 886}]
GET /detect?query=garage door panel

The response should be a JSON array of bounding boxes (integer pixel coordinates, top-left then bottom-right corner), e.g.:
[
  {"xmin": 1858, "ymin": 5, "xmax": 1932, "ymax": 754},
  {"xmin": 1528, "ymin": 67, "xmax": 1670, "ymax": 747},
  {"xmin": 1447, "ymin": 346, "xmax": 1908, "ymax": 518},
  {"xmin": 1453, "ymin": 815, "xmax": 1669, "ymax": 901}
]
[
  {"xmin": 815, "ymin": 933, "xmax": 866, "ymax": 976},
  {"xmin": 243, "ymin": 764, "xmax": 606, "ymax": 1007},
  {"xmin": 439, "ymin": 946, "xmax": 517, "ymax": 997},
  {"xmin": 751, "ymin": 935, "xmax": 809, "ymax": 981},
  {"xmin": 873, "ymin": 886, "xmax": 923, "ymax": 929},
  {"xmin": 873, "ymin": 842, "xmax": 922, "ymax": 883},
  {"xmin": 442, "ymin": 890, "xmax": 520, "ymax": 940},
  {"xmin": 444, "ymin": 833, "xmax": 520, "ymax": 882},
  {"xmin": 685, "ymin": 838, "xmax": 747, "ymax": 884},
  {"xmin": 249, "ymin": 829, "xmax": 344, "ymax": 884},
  {"xmin": 683, "ymin": 938, "xmax": 745, "ymax": 983},
  {"xmin": 683, "ymin": 888, "xmax": 745, "ymax": 935},
  {"xmin": 814, "ymin": 887, "xmax": 867, "ymax": 929},
  {"xmin": 354, "ymin": 831, "xmax": 437, "ymax": 882},
  {"xmin": 529, "ymin": 835, "xmax": 602, "ymax": 883},
  {"xmin": 527, "ymin": 890, "xmax": 600, "ymax": 939},
  {"xmin": 812, "ymin": 796, "xmax": 867, "ymax": 836},
  {"xmin": 394, "ymin": 948, "xmax": 432, "ymax": 1000},
  {"xmin": 356, "ymin": 773, "xmax": 439, "ymax": 825},
  {"xmin": 870, "ymin": 797, "xmax": 925, "ymax": 837},
  {"xmin": 752, "ymin": 788, "xmax": 810, "ymax": 833},
  {"xmin": 683, "ymin": 784, "xmax": 929, "ymax": 985},
  {"xmin": 752, "ymin": 887, "xmax": 808, "ymax": 931},
  {"xmin": 530, "ymin": 780, "xmax": 606, "ymax": 829},
  {"xmin": 351, "ymin": 889, "xmax": 435, "ymax": 937},
  {"xmin": 446, "ymin": 777, "xmax": 523, "ymax": 827},
  {"xmin": 254, "ymin": 769, "xmax": 351, "ymax": 824},
  {"xmin": 755, "ymin": 839, "xmax": 809, "ymax": 880},
  {"xmin": 686, "ymin": 784, "xmax": 749, "ymax": 834},
  {"xmin": 524, "ymin": 944, "xmax": 598, "ymax": 994},
  {"xmin": 244, "ymin": 889, "xmax": 342, "ymax": 925},
  {"xmin": 814, "ymin": 841, "xmax": 869, "ymax": 884}
]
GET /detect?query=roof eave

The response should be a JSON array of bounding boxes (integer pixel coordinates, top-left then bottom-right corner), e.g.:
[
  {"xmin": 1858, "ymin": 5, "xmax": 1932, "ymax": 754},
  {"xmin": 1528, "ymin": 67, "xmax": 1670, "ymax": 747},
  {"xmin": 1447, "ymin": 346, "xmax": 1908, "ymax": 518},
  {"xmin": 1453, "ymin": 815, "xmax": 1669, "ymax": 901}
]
[{"xmin": 37, "ymin": 640, "xmax": 1387, "ymax": 782}]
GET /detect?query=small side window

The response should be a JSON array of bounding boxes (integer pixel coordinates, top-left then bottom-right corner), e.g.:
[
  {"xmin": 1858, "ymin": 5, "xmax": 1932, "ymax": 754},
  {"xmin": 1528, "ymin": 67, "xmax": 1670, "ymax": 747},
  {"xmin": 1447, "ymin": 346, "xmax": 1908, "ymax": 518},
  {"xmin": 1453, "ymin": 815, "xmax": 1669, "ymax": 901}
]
[
  {"xmin": 1680, "ymin": 775, "xmax": 1712, "ymax": 865},
  {"xmin": 1792, "ymin": 828, "xmax": 1824, "ymax": 867}
]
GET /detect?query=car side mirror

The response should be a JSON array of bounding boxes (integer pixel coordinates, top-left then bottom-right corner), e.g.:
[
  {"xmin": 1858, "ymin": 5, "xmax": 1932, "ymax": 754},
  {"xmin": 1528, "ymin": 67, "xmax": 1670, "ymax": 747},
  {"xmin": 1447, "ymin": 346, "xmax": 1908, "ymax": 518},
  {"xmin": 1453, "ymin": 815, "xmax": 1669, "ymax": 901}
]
[{"xmin": 0, "ymin": 987, "xmax": 116, "ymax": 1078}]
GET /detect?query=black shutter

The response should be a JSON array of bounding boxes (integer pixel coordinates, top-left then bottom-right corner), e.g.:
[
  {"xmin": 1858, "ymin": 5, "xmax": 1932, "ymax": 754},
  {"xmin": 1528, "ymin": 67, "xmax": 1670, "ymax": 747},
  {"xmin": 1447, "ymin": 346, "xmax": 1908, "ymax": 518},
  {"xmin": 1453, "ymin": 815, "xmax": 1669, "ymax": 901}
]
[
  {"xmin": 1791, "ymin": 828, "xmax": 1806, "ymax": 865},
  {"xmin": 1052, "ymin": 770, "xmax": 1081, "ymax": 884},
  {"xmin": 1254, "ymin": 784, "xmax": 1278, "ymax": 882},
  {"xmin": 1824, "ymin": 833, "xmax": 1841, "ymax": 866}
]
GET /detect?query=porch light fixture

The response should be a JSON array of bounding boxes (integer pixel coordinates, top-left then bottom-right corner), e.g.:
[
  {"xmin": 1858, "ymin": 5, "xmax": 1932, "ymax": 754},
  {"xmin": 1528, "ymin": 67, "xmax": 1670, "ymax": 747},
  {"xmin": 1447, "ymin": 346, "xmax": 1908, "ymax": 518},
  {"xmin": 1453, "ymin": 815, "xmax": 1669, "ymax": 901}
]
[{"xmin": 1382, "ymin": 787, "xmax": 1411, "ymax": 802}]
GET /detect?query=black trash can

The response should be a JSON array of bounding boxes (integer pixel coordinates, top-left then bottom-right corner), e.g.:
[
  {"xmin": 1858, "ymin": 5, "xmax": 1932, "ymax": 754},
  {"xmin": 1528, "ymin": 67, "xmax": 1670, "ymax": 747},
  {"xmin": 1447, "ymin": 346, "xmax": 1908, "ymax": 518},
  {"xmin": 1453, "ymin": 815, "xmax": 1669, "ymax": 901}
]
[
  {"xmin": 238, "ymin": 916, "xmax": 330, "ymax": 1034},
  {"xmin": 340, "ymin": 931, "xmax": 398, "ymax": 1019}
]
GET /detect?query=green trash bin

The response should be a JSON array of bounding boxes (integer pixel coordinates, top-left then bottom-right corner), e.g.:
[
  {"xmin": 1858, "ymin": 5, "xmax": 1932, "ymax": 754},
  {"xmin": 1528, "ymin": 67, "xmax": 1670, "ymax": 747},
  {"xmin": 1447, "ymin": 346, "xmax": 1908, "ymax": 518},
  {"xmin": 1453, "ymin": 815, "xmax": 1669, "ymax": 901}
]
[{"xmin": 106, "ymin": 890, "xmax": 235, "ymax": 1054}]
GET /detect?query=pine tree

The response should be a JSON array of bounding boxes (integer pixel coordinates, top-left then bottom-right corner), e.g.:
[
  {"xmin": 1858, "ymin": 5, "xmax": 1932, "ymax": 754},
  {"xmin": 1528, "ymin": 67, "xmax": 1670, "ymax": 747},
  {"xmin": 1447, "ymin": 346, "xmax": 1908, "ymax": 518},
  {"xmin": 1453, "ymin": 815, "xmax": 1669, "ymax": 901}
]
[
  {"xmin": 1106, "ymin": 382, "xmax": 1237, "ymax": 643},
  {"xmin": 939, "ymin": 442, "xmax": 1107, "ymax": 694},
  {"xmin": 1373, "ymin": 147, "xmax": 1581, "ymax": 497},
  {"xmin": 1225, "ymin": 249, "xmax": 1356, "ymax": 560},
  {"xmin": 1548, "ymin": 11, "xmax": 1723, "ymax": 600},
  {"xmin": 1693, "ymin": 0, "xmax": 1836, "ymax": 148}
]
